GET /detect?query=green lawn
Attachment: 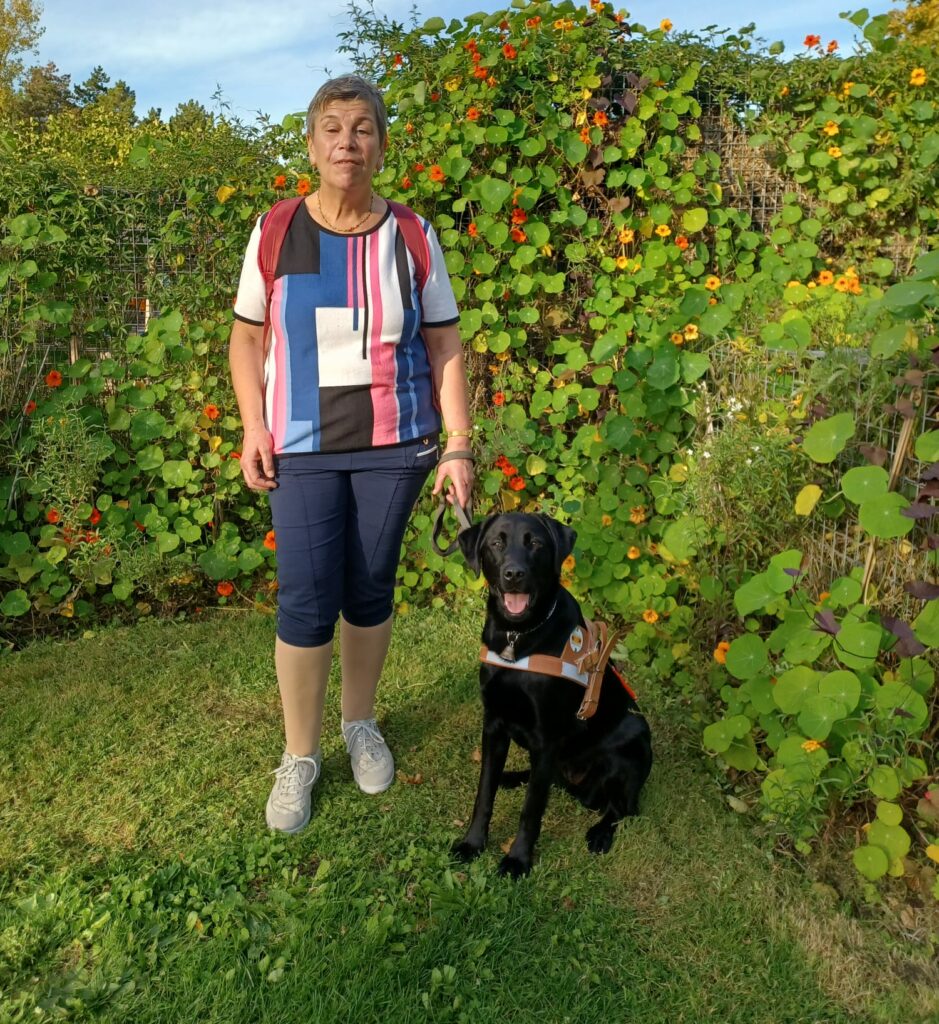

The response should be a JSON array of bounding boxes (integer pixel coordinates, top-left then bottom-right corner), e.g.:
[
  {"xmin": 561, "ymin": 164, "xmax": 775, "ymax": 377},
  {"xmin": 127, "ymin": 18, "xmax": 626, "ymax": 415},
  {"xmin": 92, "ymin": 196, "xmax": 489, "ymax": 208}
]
[{"xmin": 1, "ymin": 604, "xmax": 936, "ymax": 1024}]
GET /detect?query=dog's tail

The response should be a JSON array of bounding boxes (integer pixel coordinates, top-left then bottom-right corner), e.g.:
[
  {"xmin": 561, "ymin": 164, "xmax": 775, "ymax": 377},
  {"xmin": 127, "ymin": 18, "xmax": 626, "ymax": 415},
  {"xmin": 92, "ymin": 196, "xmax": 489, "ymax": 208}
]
[{"xmin": 499, "ymin": 770, "xmax": 530, "ymax": 789}]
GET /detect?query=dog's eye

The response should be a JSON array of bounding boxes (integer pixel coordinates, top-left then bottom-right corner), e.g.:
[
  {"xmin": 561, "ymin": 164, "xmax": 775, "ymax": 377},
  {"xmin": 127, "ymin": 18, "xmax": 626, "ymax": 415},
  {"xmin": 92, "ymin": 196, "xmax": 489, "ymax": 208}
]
[{"xmin": 490, "ymin": 536, "xmax": 505, "ymax": 550}]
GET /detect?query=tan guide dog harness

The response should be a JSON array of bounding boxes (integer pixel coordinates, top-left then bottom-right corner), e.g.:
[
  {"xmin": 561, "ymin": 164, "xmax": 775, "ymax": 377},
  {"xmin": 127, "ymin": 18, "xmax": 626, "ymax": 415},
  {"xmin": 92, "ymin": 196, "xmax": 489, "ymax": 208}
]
[{"xmin": 480, "ymin": 618, "xmax": 638, "ymax": 721}]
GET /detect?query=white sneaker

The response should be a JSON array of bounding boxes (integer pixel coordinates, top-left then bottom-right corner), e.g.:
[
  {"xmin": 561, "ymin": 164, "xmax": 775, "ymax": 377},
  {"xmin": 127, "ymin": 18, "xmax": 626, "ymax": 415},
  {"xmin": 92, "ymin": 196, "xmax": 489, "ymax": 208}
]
[
  {"xmin": 265, "ymin": 751, "xmax": 321, "ymax": 833},
  {"xmin": 342, "ymin": 718, "xmax": 395, "ymax": 794}
]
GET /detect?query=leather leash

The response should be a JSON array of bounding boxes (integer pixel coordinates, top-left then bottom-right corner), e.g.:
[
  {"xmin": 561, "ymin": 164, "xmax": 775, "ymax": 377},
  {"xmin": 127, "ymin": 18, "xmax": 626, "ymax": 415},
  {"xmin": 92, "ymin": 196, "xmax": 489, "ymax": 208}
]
[{"xmin": 431, "ymin": 450, "xmax": 475, "ymax": 556}]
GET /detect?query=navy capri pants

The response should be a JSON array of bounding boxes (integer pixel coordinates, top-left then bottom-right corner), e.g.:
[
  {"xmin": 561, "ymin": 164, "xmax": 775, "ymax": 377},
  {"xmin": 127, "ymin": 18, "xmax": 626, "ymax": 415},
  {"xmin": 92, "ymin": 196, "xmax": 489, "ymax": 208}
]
[{"xmin": 268, "ymin": 438, "xmax": 439, "ymax": 647}]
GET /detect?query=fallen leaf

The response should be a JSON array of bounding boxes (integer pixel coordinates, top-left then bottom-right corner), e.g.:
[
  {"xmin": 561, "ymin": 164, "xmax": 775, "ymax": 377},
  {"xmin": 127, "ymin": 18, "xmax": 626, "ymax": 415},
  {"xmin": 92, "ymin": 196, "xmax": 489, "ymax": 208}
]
[
  {"xmin": 471, "ymin": 747, "xmax": 482, "ymax": 763},
  {"xmin": 500, "ymin": 836, "xmax": 515, "ymax": 854}
]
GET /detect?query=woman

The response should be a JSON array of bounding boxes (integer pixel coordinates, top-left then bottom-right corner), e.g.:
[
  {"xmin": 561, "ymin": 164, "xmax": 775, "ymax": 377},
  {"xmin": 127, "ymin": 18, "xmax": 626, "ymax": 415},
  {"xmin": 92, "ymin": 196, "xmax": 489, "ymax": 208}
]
[{"xmin": 229, "ymin": 75, "xmax": 473, "ymax": 833}]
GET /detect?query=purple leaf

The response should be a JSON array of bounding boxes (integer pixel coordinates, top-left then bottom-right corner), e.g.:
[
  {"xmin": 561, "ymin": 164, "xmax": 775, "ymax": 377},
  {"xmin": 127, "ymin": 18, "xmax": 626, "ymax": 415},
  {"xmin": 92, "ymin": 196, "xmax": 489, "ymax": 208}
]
[
  {"xmin": 783, "ymin": 567, "xmax": 804, "ymax": 578},
  {"xmin": 921, "ymin": 463, "xmax": 939, "ymax": 481},
  {"xmin": 927, "ymin": 535, "xmax": 939, "ymax": 550},
  {"xmin": 903, "ymin": 581, "xmax": 939, "ymax": 600},
  {"xmin": 814, "ymin": 610, "xmax": 841, "ymax": 635},
  {"xmin": 900, "ymin": 502, "xmax": 939, "ymax": 520},
  {"xmin": 893, "ymin": 706, "xmax": 915, "ymax": 719},
  {"xmin": 882, "ymin": 615, "xmax": 928, "ymax": 657},
  {"xmin": 895, "ymin": 398, "xmax": 918, "ymax": 419},
  {"xmin": 918, "ymin": 482, "xmax": 939, "ymax": 498},
  {"xmin": 859, "ymin": 444, "xmax": 888, "ymax": 467}
]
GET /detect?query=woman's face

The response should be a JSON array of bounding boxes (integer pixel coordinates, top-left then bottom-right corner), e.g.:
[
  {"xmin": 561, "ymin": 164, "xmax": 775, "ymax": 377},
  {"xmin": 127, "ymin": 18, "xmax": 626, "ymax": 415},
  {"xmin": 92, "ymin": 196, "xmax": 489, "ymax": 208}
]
[{"xmin": 307, "ymin": 99, "xmax": 386, "ymax": 193}]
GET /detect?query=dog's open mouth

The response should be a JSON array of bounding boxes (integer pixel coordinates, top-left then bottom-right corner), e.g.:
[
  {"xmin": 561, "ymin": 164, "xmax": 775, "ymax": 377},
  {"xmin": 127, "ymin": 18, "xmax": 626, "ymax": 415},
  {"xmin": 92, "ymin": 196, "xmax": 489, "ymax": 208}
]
[{"xmin": 501, "ymin": 592, "xmax": 530, "ymax": 616}]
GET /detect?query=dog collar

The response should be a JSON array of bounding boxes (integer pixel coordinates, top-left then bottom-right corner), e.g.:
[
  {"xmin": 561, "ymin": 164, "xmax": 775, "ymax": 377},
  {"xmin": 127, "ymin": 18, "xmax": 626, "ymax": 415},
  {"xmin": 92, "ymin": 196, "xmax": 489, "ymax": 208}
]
[
  {"xmin": 496, "ymin": 597, "xmax": 557, "ymax": 661},
  {"xmin": 480, "ymin": 618, "xmax": 638, "ymax": 720}
]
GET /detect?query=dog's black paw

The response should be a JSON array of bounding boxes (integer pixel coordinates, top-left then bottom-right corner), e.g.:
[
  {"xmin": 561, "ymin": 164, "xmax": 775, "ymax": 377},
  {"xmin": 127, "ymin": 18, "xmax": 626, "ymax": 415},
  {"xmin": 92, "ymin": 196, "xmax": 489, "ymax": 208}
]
[
  {"xmin": 451, "ymin": 839, "xmax": 484, "ymax": 862},
  {"xmin": 585, "ymin": 822, "xmax": 616, "ymax": 854},
  {"xmin": 497, "ymin": 853, "xmax": 532, "ymax": 879}
]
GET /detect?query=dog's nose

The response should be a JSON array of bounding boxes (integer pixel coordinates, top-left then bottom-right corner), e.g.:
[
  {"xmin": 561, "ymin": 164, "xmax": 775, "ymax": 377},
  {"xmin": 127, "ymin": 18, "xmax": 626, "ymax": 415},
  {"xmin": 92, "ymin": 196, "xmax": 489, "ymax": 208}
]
[{"xmin": 501, "ymin": 565, "xmax": 527, "ymax": 587}]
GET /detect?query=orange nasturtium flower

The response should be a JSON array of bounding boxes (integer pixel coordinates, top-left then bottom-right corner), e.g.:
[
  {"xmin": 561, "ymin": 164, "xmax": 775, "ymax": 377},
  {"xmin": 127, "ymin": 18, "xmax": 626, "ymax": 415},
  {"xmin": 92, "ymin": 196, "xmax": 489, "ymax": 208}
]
[
  {"xmin": 713, "ymin": 641, "xmax": 731, "ymax": 664},
  {"xmin": 817, "ymin": 270, "xmax": 834, "ymax": 285},
  {"xmin": 561, "ymin": 554, "xmax": 576, "ymax": 571},
  {"xmin": 493, "ymin": 392, "xmax": 505, "ymax": 406},
  {"xmin": 401, "ymin": 176, "xmax": 412, "ymax": 190},
  {"xmin": 683, "ymin": 323, "xmax": 699, "ymax": 341},
  {"xmin": 502, "ymin": 43, "xmax": 517, "ymax": 59},
  {"xmin": 405, "ymin": 122, "xmax": 414, "ymax": 134},
  {"xmin": 827, "ymin": 146, "xmax": 842, "ymax": 158},
  {"xmin": 264, "ymin": 530, "xmax": 277, "ymax": 551},
  {"xmin": 801, "ymin": 739, "xmax": 823, "ymax": 753},
  {"xmin": 803, "ymin": 34, "xmax": 821, "ymax": 47},
  {"xmin": 616, "ymin": 255, "xmax": 629, "ymax": 270},
  {"xmin": 466, "ymin": 106, "xmax": 480, "ymax": 121},
  {"xmin": 579, "ymin": 125, "xmax": 592, "ymax": 144},
  {"xmin": 779, "ymin": 85, "xmax": 789, "ymax": 97},
  {"xmin": 526, "ymin": 16, "xmax": 541, "ymax": 28},
  {"xmin": 273, "ymin": 174, "xmax": 286, "ymax": 189},
  {"xmin": 642, "ymin": 609, "xmax": 659, "ymax": 624},
  {"xmin": 630, "ymin": 505, "xmax": 647, "ymax": 525},
  {"xmin": 473, "ymin": 66, "xmax": 487, "ymax": 80},
  {"xmin": 704, "ymin": 275, "xmax": 721, "ymax": 291},
  {"xmin": 659, "ymin": 18, "xmax": 672, "ymax": 32},
  {"xmin": 618, "ymin": 227, "xmax": 635, "ymax": 244},
  {"xmin": 467, "ymin": 222, "xmax": 478, "ymax": 237},
  {"xmin": 627, "ymin": 546, "xmax": 641, "ymax": 559},
  {"xmin": 822, "ymin": 120, "xmax": 839, "ymax": 136},
  {"xmin": 675, "ymin": 234, "xmax": 689, "ymax": 249},
  {"xmin": 670, "ymin": 332, "xmax": 685, "ymax": 345},
  {"xmin": 910, "ymin": 67, "xmax": 927, "ymax": 88},
  {"xmin": 217, "ymin": 581, "xmax": 234, "ymax": 597},
  {"xmin": 45, "ymin": 369, "xmax": 63, "ymax": 387},
  {"xmin": 203, "ymin": 404, "xmax": 220, "ymax": 420},
  {"xmin": 834, "ymin": 276, "xmax": 850, "ymax": 292},
  {"xmin": 826, "ymin": 40, "xmax": 838, "ymax": 53},
  {"xmin": 601, "ymin": 514, "xmax": 613, "ymax": 526},
  {"xmin": 297, "ymin": 178, "xmax": 311, "ymax": 195},
  {"xmin": 511, "ymin": 227, "xmax": 527, "ymax": 243},
  {"xmin": 509, "ymin": 476, "xmax": 526, "ymax": 491},
  {"xmin": 592, "ymin": 110, "xmax": 609, "ymax": 127},
  {"xmin": 429, "ymin": 165, "xmax": 445, "ymax": 183},
  {"xmin": 46, "ymin": 508, "xmax": 60, "ymax": 524},
  {"xmin": 655, "ymin": 224, "xmax": 671, "ymax": 237},
  {"xmin": 511, "ymin": 208, "xmax": 528, "ymax": 225}
]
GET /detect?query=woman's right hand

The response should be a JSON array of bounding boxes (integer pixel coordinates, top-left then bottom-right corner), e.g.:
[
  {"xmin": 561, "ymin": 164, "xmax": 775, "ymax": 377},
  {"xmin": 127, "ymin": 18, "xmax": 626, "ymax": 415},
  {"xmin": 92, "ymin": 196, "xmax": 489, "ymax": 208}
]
[{"xmin": 240, "ymin": 427, "xmax": 278, "ymax": 491}]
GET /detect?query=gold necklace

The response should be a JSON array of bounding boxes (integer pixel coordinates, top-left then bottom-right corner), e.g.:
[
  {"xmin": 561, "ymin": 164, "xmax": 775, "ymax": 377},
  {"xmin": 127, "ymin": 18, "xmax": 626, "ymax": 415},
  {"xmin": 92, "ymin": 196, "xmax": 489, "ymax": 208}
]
[{"xmin": 315, "ymin": 191, "xmax": 375, "ymax": 233}]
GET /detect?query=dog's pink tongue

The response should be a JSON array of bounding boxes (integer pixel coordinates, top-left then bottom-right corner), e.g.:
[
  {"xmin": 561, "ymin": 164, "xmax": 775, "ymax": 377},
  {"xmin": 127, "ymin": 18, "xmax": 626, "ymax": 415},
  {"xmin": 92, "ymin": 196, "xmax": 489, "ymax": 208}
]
[{"xmin": 504, "ymin": 592, "xmax": 530, "ymax": 615}]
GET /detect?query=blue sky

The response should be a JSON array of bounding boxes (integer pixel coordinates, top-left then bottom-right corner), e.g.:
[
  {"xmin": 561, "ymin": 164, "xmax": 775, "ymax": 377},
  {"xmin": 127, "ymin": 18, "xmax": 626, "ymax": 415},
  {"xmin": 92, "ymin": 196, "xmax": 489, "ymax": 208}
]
[{"xmin": 31, "ymin": 1, "xmax": 894, "ymax": 124}]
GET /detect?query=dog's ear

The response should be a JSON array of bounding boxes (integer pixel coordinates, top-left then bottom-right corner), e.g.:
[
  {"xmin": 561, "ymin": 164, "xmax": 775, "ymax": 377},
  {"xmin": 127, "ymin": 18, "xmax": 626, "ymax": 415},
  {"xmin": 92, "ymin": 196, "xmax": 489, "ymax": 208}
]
[
  {"xmin": 539, "ymin": 515, "xmax": 577, "ymax": 575},
  {"xmin": 457, "ymin": 517, "xmax": 493, "ymax": 575}
]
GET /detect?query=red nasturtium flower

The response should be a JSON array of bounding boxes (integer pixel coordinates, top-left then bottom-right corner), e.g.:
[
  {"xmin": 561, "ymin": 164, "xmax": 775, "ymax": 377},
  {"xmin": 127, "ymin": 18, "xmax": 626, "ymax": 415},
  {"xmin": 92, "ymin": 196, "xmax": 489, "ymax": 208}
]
[
  {"xmin": 24, "ymin": 399, "xmax": 37, "ymax": 414},
  {"xmin": 493, "ymin": 391, "xmax": 505, "ymax": 406},
  {"xmin": 429, "ymin": 165, "xmax": 445, "ymax": 182},
  {"xmin": 264, "ymin": 530, "xmax": 277, "ymax": 551},
  {"xmin": 46, "ymin": 508, "xmax": 60, "ymax": 524},
  {"xmin": 217, "ymin": 581, "xmax": 234, "ymax": 597},
  {"xmin": 511, "ymin": 208, "xmax": 528, "ymax": 225},
  {"xmin": 45, "ymin": 369, "xmax": 63, "ymax": 388},
  {"xmin": 89, "ymin": 508, "xmax": 102, "ymax": 525},
  {"xmin": 473, "ymin": 65, "xmax": 487, "ymax": 80},
  {"xmin": 430, "ymin": 91, "xmax": 440, "ymax": 101},
  {"xmin": 675, "ymin": 235, "xmax": 689, "ymax": 250},
  {"xmin": 273, "ymin": 174, "xmax": 286, "ymax": 189},
  {"xmin": 500, "ymin": 461, "xmax": 518, "ymax": 477},
  {"xmin": 468, "ymin": 222, "xmax": 478, "ymax": 237},
  {"xmin": 495, "ymin": 455, "xmax": 509, "ymax": 470},
  {"xmin": 502, "ymin": 43, "xmax": 518, "ymax": 59},
  {"xmin": 804, "ymin": 34, "xmax": 821, "ymax": 47},
  {"xmin": 405, "ymin": 122, "xmax": 414, "ymax": 134},
  {"xmin": 509, "ymin": 476, "xmax": 525, "ymax": 491},
  {"xmin": 526, "ymin": 16, "xmax": 541, "ymax": 27},
  {"xmin": 466, "ymin": 107, "xmax": 480, "ymax": 121},
  {"xmin": 393, "ymin": 53, "xmax": 403, "ymax": 67},
  {"xmin": 297, "ymin": 179, "xmax": 311, "ymax": 196},
  {"xmin": 511, "ymin": 227, "xmax": 527, "ymax": 243},
  {"xmin": 414, "ymin": 162, "xmax": 425, "ymax": 171},
  {"xmin": 203, "ymin": 404, "xmax": 220, "ymax": 420},
  {"xmin": 401, "ymin": 176, "xmax": 412, "ymax": 189}
]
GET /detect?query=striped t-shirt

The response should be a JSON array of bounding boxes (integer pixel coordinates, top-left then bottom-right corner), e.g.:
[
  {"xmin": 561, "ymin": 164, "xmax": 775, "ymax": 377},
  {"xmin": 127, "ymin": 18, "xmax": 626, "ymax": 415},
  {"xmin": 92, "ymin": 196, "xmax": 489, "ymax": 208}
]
[{"xmin": 234, "ymin": 201, "xmax": 459, "ymax": 454}]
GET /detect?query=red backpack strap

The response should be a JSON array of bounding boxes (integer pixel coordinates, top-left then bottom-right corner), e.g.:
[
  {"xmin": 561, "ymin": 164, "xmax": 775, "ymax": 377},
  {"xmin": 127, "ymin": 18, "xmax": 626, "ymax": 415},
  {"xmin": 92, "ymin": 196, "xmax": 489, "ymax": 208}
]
[
  {"xmin": 386, "ymin": 199, "xmax": 431, "ymax": 297},
  {"xmin": 257, "ymin": 196, "xmax": 305, "ymax": 344}
]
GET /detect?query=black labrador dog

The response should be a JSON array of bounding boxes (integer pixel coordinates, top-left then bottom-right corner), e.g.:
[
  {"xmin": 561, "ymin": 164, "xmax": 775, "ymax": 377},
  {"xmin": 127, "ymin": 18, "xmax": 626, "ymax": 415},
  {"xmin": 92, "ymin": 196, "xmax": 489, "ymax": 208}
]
[{"xmin": 452, "ymin": 512, "xmax": 652, "ymax": 878}]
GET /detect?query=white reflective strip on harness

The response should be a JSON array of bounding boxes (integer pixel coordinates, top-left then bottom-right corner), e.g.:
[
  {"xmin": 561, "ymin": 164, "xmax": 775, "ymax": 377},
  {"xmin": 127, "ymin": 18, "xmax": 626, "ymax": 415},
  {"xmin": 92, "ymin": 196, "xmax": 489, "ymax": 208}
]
[{"xmin": 480, "ymin": 647, "xmax": 590, "ymax": 687}]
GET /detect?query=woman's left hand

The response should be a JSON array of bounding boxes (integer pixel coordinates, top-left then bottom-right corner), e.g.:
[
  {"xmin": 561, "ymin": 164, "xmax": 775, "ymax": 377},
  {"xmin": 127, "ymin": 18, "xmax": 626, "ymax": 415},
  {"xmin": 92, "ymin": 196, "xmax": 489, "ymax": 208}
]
[{"xmin": 432, "ymin": 445, "xmax": 474, "ymax": 510}]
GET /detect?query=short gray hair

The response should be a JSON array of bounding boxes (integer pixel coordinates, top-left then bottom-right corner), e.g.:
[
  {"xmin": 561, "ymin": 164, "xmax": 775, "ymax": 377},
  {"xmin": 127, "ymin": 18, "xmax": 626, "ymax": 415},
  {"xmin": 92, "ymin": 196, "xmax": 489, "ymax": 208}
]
[{"xmin": 306, "ymin": 75, "xmax": 387, "ymax": 147}]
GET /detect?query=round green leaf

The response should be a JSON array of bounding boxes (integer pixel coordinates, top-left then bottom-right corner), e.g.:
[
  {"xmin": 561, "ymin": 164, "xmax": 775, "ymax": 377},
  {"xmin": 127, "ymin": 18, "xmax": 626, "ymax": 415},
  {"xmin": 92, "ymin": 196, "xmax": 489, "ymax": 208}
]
[
  {"xmin": 161, "ymin": 460, "xmax": 193, "ymax": 487},
  {"xmin": 136, "ymin": 445, "xmax": 165, "ymax": 471},
  {"xmin": 798, "ymin": 695, "xmax": 843, "ymax": 739},
  {"xmin": 479, "ymin": 177, "xmax": 512, "ymax": 213},
  {"xmin": 858, "ymin": 493, "xmax": 913, "ymax": 539},
  {"xmin": 835, "ymin": 621, "xmax": 882, "ymax": 670},
  {"xmin": 867, "ymin": 820, "xmax": 911, "ymax": 861},
  {"xmin": 681, "ymin": 208, "xmax": 708, "ymax": 233},
  {"xmin": 773, "ymin": 666, "xmax": 819, "ymax": 714},
  {"xmin": 842, "ymin": 466, "xmax": 888, "ymax": 504},
  {"xmin": 876, "ymin": 801, "xmax": 903, "ymax": 827},
  {"xmin": 869, "ymin": 765, "xmax": 900, "ymax": 800},
  {"xmin": 0, "ymin": 589, "xmax": 30, "ymax": 617},
  {"xmin": 725, "ymin": 633, "xmax": 769, "ymax": 680},
  {"xmin": 156, "ymin": 531, "xmax": 180, "ymax": 554},
  {"xmin": 802, "ymin": 413, "xmax": 855, "ymax": 463},
  {"xmin": 819, "ymin": 670, "xmax": 861, "ymax": 714},
  {"xmin": 914, "ymin": 430, "xmax": 939, "ymax": 463},
  {"xmin": 874, "ymin": 683, "xmax": 928, "ymax": 731},
  {"xmin": 852, "ymin": 845, "xmax": 888, "ymax": 881}
]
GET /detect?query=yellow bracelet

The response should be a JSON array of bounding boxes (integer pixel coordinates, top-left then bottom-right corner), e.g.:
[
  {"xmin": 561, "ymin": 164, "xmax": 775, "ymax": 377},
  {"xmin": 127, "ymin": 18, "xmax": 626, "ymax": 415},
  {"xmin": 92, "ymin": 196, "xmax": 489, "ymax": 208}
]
[{"xmin": 446, "ymin": 429, "xmax": 473, "ymax": 438}]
